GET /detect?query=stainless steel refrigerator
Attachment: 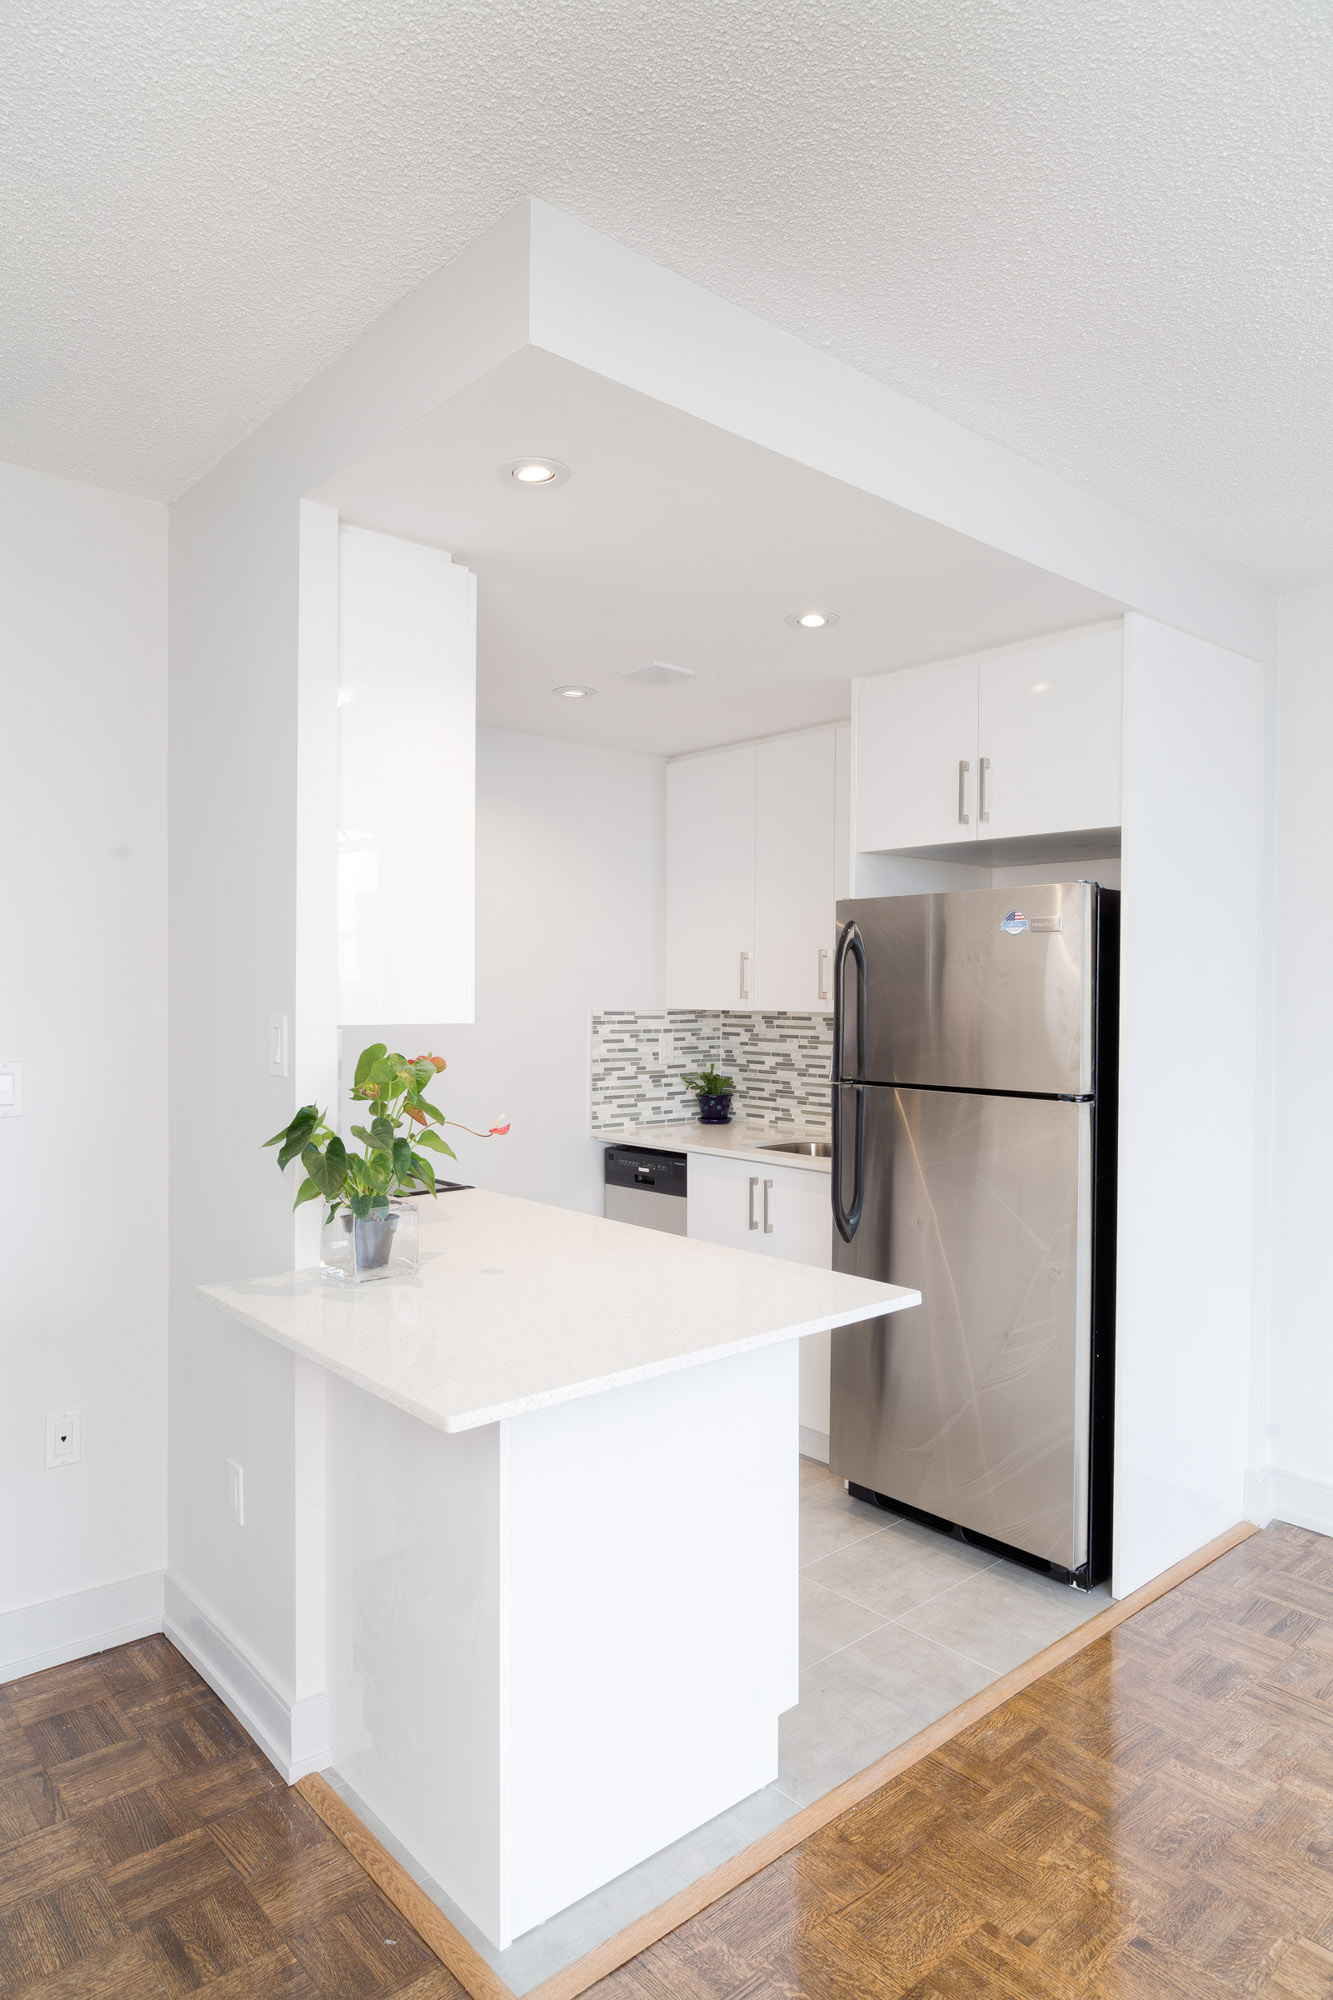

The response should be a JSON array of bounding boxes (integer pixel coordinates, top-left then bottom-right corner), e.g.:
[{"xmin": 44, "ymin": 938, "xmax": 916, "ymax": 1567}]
[{"xmin": 829, "ymin": 881, "xmax": 1118, "ymax": 1588}]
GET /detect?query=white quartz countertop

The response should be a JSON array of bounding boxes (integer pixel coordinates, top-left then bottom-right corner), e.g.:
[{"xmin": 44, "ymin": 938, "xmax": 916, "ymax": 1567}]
[
  {"xmin": 594, "ymin": 1118, "xmax": 833, "ymax": 1174},
  {"xmin": 197, "ymin": 1188, "xmax": 916, "ymax": 1435}
]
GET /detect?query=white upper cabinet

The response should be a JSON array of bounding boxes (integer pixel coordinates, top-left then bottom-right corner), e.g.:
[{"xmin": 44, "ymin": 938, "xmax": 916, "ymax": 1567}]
[
  {"xmin": 666, "ymin": 728, "xmax": 840, "ymax": 1012},
  {"xmin": 337, "ymin": 525, "xmax": 476, "ymax": 1026},
  {"xmin": 976, "ymin": 624, "xmax": 1123, "ymax": 841},
  {"xmin": 855, "ymin": 657, "xmax": 980, "ymax": 852},
  {"xmin": 754, "ymin": 730, "xmax": 838, "ymax": 1012},
  {"xmin": 665, "ymin": 745, "xmax": 756, "ymax": 1010},
  {"xmin": 855, "ymin": 620, "xmax": 1124, "ymax": 854}
]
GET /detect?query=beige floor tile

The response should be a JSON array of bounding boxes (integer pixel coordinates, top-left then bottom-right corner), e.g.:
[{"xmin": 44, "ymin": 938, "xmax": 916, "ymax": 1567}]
[
  {"xmin": 799, "ymin": 1579, "xmax": 887, "ymax": 1669},
  {"xmin": 834, "ymin": 1619, "xmax": 997, "ymax": 1717},
  {"xmin": 802, "ymin": 1520, "xmax": 995, "ymax": 1621},
  {"xmin": 777, "ymin": 1656, "xmax": 916, "ymax": 1807},
  {"xmin": 892, "ymin": 1562, "xmax": 1111, "ymax": 1673},
  {"xmin": 798, "ymin": 1478, "xmax": 889, "ymax": 1566}
]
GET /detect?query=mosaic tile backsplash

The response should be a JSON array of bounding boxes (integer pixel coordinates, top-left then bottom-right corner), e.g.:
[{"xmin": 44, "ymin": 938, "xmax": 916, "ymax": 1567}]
[{"xmin": 591, "ymin": 1010, "xmax": 834, "ymax": 1133}]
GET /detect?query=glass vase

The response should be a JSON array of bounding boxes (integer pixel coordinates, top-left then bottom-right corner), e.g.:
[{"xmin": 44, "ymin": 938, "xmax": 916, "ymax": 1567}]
[{"xmin": 320, "ymin": 1198, "xmax": 419, "ymax": 1283}]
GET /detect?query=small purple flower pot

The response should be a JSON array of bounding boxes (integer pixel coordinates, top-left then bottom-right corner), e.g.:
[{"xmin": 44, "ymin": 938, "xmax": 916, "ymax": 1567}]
[{"xmin": 697, "ymin": 1093, "xmax": 733, "ymax": 1125}]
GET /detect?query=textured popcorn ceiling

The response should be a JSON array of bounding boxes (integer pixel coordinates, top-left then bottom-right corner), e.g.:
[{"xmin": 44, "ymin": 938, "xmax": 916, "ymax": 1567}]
[{"xmin": 2, "ymin": 0, "xmax": 1330, "ymax": 586}]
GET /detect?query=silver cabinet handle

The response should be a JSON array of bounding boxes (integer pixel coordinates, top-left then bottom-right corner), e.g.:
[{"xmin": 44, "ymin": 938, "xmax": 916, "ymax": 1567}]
[
  {"xmin": 957, "ymin": 759, "xmax": 971, "ymax": 825},
  {"xmin": 748, "ymin": 1176, "xmax": 759, "ymax": 1231},
  {"xmin": 763, "ymin": 1179, "xmax": 774, "ymax": 1234},
  {"xmin": 979, "ymin": 756, "xmax": 991, "ymax": 825},
  {"xmin": 739, "ymin": 950, "xmax": 752, "ymax": 1001},
  {"xmin": 817, "ymin": 946, "xmax": 832, "ymax": 1002}
]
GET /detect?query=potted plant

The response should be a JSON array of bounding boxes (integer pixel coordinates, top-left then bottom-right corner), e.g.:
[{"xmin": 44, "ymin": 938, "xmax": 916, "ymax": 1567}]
[
  {"xmin": 682, "ymin": 1064, "xmax": 737, "ymax": 1126},
  {"xmin": 265, "ymin": 1044, "xmax": 509, "ymax": 1282}
]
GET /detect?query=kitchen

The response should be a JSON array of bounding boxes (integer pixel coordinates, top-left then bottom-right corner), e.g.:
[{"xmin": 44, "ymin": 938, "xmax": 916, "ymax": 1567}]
[{"xmin": 173, "ymin": 211, "xmax": 1263, "ymax": 2000}]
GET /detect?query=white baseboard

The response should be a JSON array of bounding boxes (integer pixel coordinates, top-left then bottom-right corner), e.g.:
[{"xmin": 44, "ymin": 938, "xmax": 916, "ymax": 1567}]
[
  {"xmin": 0, "ymin": 1571, "xmax": 164, "ymax": 1684},
  {"xmin": 1251, "ymin": 1466, "xmax": 1333, "ymax": 1540},
  {"xmin": 163, "ymin": 1574, "xmax": 329, "ymax": 1784},
  {"xmin": 799, "ymin": 1427, "xmax": 830, "ymax": 1465}
]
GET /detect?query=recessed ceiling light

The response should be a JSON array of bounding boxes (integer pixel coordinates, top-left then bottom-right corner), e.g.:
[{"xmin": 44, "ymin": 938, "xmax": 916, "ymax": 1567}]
[
  {"xmin": 785, "ymin": 610, "xmax": 840, "ymax": 629},
  {"xmin": 554, "ymin": 685, "xmax": 595, "ymax": 699},
  {"xmin": 499, "ymin": 458, "xmax": 571, "ymax": 488}
]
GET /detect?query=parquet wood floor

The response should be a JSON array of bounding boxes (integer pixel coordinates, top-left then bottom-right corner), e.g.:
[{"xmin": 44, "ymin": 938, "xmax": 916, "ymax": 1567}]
[
  {"xmin": 0, "ymin": 1633, "xmax": 466, "ymax": 2000},
  {"xmin": 590, "ymin": 1523, "xmax": 1333, "ymax": 1999},
  {"xmin": 6, "ymin": 1525, "xmax": 1332, "ymax": 1999}
]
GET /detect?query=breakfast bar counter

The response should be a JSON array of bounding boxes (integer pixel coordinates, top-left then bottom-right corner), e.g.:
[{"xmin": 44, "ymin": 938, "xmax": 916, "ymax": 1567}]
[{"xmin": 198, "ymin": 1190, "xmax": 917, "ymax": 1950}]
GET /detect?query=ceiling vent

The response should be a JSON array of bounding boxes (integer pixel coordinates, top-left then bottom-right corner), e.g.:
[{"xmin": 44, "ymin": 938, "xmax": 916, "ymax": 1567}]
[{"xmin": 621, "ymin": 660, "xmax": 695, "ymax": 687}]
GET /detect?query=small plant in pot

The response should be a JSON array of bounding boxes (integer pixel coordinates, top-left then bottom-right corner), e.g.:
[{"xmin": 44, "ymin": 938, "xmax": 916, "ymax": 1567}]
[
  {"xmin": 682, "ymin": 1065, "xmax": 736, "ymax": 1126},
  {"xmin": 265, "ymin": 1044, "xmax": 509, "ymax": 1283}
]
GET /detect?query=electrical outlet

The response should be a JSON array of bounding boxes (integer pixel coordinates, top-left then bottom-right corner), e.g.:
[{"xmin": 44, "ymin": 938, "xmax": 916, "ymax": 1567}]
[
  {"xmin": 269, "ymin": 1014, "xmax": 289, "ymax": 1079},
  {"xmin": 45, "ymin": 1409, "xmax": 81, "ymax": 1468},
  {"xmin": 226, "ymin": 1458, "xmax": 245, "ymax": 1525}
]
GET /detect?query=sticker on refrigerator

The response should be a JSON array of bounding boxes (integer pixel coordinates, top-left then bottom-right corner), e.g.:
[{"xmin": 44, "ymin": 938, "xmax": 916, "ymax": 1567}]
[{"xmin": 1000, "ymin": 909, "xmax": 1029, "ymax": 935}]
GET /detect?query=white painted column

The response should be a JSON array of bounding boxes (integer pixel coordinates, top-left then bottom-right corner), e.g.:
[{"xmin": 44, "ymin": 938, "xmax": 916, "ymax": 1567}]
[{"xmin": 1112, "ymin": 614, "xmax": 1265, "ymax": 1596}]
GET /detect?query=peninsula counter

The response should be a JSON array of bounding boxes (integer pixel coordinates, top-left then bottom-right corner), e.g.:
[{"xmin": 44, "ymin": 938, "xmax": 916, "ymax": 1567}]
[{"xmin": 199, "ymin": 1189, "xmax": 918, "ymax": 1949}]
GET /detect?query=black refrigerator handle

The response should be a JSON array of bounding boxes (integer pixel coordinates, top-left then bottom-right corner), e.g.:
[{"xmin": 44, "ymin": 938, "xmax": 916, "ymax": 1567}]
[
  {"xmin": 831, "ymin": 919, "xmax": 866, "ymax": 1083},
  {"xmin": 831, "ymin": 921, "xmax": 867, "ymax": 1243}
]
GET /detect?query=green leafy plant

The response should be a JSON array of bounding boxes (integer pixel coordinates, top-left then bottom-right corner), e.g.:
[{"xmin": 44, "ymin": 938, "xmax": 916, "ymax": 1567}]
[
  {"xmin": 682, "ymin": 1066, "xmax": 735, "ymax": 1097},
  {"xmin": 264, "ymin": 1044, "xmax": 508, "ymax": 1222}
]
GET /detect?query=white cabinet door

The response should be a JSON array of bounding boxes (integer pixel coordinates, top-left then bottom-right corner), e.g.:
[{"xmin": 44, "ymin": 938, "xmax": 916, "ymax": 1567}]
[
  {"xmin": 666, "ymin": 747, "xmax": 757, "ymax": 1009},
  {"xmin": 338, "ymin": 526, "xmax": 476, "ymax": 1023},
  {"xmin": 686, "ymin": 1150, "xmax": 764, "ymax": 1251},
  {"xmin": 977, "ymin": 624, "xmax": 1123, "ymax": 840},
  {"xmin": 758, "ymin": 1163, "xmax": 832, "ymax": 1270},
  {"xmin": 855, "ymin": 657, "xmax": 979, "ymax": 851},
  {"xmin": 688, "ymin": 1154, "xmax": 834, "ymax": 1443},
  {"xmin": 759, "ymin": 1163, "xmax": 833, "ymax": 1444},
  {"xmin": 754, "ymin": 731, "xmax": 837, "ymax": 1012}
]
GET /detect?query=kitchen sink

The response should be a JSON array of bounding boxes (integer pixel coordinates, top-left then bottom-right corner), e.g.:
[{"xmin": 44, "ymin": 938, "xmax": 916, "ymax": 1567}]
[{"xmin": 758, "ymin": 1139, "xmax": 833, "ymax": 1157}]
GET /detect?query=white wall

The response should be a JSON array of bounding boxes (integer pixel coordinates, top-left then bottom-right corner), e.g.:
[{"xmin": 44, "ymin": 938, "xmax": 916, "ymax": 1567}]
[
  {"xmin": 1263, "ymin": 583, "xmax": 1333, "ymax": 1533},
  {"xmin": 345, "ymin": 726, "xmax": 665, "ymax": 1216},
  {"xmin": 0, "ymin": 460, "xmax": 167, "ymax": 1674}
]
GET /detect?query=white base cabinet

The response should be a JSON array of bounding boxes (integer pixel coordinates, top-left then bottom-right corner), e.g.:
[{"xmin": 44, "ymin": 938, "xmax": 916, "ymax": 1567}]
[
  {"xmin": 687, "ymin": 1152, "xmax": 833, "ymax": 1444},
  {"xmin": 325, "ymin": 1344, "xmax": 798, "ymax": 1947}
]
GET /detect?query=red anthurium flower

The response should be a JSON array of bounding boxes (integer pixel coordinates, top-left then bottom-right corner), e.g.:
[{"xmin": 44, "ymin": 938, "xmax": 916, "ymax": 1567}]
[{"xmin": 489, "ymin": 1117, "xmax": 510, "ymax": 1136}]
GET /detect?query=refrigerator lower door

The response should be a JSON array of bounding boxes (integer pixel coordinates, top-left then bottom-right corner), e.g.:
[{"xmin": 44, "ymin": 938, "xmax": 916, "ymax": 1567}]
[{"xmin": 830, "ymin": 1085, "xmax": 1093, "ymax": 1573}]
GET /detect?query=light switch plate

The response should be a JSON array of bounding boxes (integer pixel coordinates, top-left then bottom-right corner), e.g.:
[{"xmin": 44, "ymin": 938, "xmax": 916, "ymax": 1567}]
[
  {"xmin": 0, "ymin": 1062, "xmax": 22, "ymax": 1116},
  {"xmin": 226, "ymin": 1458, "xmax": 245, "ymax": 1525},
  {"xmin": 269, "ymin": 1015, "xmax": 288, "ymax": 1079}
]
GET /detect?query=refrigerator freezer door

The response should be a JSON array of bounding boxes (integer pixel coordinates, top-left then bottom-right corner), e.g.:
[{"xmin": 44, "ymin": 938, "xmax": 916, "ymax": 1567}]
[
  {"xmin": 830, "ymin": 1085, "xmax": 1092, "ymax": 1572},
  {"xmin": 836, "ymin": 882, "xmax": 1094, "ymax": 1096}
]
